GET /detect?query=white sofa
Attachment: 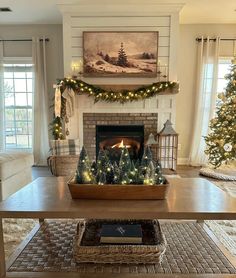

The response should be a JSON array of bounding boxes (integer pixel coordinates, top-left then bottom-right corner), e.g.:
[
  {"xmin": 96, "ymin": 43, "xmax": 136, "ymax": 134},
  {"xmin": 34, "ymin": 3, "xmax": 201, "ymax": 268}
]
[{"xmin": 0, "ymin": 152, "xmax": 34, "ymax": 201}]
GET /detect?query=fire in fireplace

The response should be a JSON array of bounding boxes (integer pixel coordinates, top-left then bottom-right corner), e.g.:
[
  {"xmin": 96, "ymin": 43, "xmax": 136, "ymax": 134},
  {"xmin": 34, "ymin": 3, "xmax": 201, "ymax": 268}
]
[{"xmin": 96, "ymin": 125, "xmax": 144, "ymax": 162}]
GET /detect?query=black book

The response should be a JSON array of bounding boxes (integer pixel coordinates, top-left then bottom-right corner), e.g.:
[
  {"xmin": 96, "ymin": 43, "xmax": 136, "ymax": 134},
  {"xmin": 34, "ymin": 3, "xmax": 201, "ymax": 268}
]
[{"xmin": 100, "ymin": 224, "xmax": 142, "ymax": 244}]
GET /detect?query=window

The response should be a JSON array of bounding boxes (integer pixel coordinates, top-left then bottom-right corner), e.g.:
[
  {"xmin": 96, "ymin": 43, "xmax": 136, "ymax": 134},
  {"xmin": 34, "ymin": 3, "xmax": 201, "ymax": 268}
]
[
  {"xmin": 216, "ymin": 57, "xmax": 232, "ymax": 106},
  {"xmin": 2, "ymin": 61, "xmax": 33, "ymax": 150}
]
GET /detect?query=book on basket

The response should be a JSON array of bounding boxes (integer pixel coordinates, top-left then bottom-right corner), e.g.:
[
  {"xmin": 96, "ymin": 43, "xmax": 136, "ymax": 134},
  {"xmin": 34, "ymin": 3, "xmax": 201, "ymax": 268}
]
[{"xmin": 100, "ymin": 224, "xmax": 143, "ymax": 244}]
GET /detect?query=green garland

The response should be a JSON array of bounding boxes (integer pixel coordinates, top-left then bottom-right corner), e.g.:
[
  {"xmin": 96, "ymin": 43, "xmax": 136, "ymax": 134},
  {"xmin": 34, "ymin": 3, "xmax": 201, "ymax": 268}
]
[
  {"xmin": 51, "ymin": 78, "xmax": 179, "ymax": 139},
  {"xmin": 58, "ymin": 78, "xmax": 179, "ymax": 104}
]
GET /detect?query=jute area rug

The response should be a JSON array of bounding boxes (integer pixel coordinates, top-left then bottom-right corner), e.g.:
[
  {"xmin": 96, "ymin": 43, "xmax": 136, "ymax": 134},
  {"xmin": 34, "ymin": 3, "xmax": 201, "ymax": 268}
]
[
  {"xmin": 3, "ymin": 180, "xmax": 236, "ymax": 260},
  {"xmin": 205, "ymin": 180, "xmax": 236, "ymax": 257}
]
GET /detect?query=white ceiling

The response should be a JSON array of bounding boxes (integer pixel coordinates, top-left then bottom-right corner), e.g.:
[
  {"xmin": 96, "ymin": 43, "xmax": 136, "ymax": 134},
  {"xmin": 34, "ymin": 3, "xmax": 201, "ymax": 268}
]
[{"xmin": 0, "ymin": 0, "xmax": 235, "ymax": 24}]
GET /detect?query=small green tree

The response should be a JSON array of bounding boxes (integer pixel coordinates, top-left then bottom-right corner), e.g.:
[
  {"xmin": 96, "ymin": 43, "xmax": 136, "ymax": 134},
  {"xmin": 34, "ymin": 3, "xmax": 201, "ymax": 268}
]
[
  {"xmin": 113, "ymin": 162, "xmax": 121, "ymax": 184},
  {"xmin": 119, "ymin": 147, "xmax": 131, "ymax": 178},
  {"xmin": 141, "ymin": 145, "xmax": 153, "ymax": 174},
  {"xmin": 76, "ymin": 146, "xmax": 94, "ymax": 184},
  {"xmin": 144, "ymin": 161, "xmax": 155, "ymax": 185}
]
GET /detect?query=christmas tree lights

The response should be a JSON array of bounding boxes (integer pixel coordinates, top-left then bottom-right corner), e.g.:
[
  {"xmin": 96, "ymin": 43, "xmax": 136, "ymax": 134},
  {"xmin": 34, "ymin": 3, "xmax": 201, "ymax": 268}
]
[{"xmin": 205, "ymin": 60, "xmax": 236, "ymax": 168}]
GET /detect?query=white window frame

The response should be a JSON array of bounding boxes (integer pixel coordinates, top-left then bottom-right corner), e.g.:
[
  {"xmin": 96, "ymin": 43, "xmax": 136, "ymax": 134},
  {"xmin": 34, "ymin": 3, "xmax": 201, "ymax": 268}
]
[{"xmin": 1, "ymin": 57, "xmax": 34, "ymax": 151}]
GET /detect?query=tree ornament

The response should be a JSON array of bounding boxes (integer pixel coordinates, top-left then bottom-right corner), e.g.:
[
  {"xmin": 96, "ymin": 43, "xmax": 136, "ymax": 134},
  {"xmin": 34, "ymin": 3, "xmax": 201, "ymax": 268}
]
[{"xmin": 224, "ymin": 143, "xmax": 233, "ymax": 152}]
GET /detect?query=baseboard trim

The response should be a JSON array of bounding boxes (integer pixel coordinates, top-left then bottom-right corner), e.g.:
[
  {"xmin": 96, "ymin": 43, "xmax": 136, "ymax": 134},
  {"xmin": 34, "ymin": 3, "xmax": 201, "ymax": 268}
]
[{"xmin": 177, "ymin": 158, "xmax": 189, "ymax": 165}]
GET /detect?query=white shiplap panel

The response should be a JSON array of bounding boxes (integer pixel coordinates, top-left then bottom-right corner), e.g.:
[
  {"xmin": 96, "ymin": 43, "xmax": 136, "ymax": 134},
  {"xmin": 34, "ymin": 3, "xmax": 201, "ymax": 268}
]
[
  {"xmin": 71, "ymin": 27, "xmax": 170, "ymax": 38},
  {"xmin": 71, "ymin": 36, "xmax": 170, "ymax": 48},
  {"xmin": 71, "ymin": 16, "xmax": 170, "ymax": 27}
]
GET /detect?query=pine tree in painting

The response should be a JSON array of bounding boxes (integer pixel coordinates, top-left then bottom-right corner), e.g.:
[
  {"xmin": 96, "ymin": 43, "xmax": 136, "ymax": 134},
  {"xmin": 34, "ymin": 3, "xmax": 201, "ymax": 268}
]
[
  {"xmin": 117, "ymin": 42, "xmax": 128, "ymax": 67},
  {"xmin": 205, "ymin": 60, "xmax": 236, "ymax": 168}
]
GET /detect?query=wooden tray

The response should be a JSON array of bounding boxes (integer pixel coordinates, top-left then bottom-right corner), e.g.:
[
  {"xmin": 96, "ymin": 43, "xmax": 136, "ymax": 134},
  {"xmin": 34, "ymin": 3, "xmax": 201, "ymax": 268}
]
[{"xmin": 68, "ymin": 179, "xmax": 169, "ymax": 200}]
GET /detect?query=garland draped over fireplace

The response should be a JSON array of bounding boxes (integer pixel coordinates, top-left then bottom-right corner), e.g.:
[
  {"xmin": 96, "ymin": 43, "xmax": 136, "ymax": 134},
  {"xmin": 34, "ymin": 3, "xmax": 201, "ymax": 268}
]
[{"xmin": 51, "ymin": 78, "xmax": 179, "ymax": 139}]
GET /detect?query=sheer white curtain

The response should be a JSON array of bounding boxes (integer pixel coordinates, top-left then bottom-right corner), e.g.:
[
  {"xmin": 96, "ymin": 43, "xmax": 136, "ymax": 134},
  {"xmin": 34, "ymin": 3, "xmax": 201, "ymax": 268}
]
[
  {"xmin": 189, "ymin": 37, "xmax": 220, "ymax": 166},
  {"xmin": 0, "ymin": 41, "xmax": 4, "ymax": 151},
  {"xmin": 32, "ymin": 37, "xmax": 49, "ymax": 165}
]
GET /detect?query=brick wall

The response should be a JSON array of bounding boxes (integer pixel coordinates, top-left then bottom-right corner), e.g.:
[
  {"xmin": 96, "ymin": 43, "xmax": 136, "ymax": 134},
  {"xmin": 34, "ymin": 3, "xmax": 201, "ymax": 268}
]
[{"xmin": 83, "ymin": 113, "xmax": 158, "ymax": 160}]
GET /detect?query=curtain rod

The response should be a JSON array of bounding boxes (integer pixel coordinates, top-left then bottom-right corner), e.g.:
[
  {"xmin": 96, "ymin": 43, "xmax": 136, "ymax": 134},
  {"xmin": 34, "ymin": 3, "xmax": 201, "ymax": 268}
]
[
  {"xmin": 0, "ymin": 38, "xmax": 49, "ymax": 42},
  {"xmin": 196, "ymin": 37, "xmax": 236, "ymax": 42}
]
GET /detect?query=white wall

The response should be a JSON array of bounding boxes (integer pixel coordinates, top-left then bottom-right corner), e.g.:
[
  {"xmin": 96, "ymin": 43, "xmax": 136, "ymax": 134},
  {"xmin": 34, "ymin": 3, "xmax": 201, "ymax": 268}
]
[
  {"xmin": 0, "ymin": 24, "xmax": 64, "ymax": 121},
  {"xmin": 177, "ymin": 24, "xmax": 236, "ymax": 162}
]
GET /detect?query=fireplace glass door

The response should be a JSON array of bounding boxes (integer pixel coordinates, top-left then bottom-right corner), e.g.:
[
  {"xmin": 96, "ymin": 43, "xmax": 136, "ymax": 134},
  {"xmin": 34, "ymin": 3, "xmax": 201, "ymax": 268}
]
[{"xmin": 96, "ymin": 125, "xmax": 144, "ymax": 162}]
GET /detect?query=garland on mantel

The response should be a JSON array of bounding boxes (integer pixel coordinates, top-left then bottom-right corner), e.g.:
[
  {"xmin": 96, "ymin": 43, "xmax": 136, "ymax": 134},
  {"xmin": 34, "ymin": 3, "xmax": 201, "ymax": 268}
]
[
  {"xmin": 51, "ymin": 78, "xmax": 179, "ymax": 139},
  {"xmin": 58, "ymin": 78, "xmax": 179, "ymax": 104}
]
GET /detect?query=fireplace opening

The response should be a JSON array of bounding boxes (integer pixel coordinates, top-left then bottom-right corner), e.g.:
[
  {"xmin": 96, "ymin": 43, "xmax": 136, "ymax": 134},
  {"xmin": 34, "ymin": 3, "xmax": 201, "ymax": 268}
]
[{"xmin": 96, "ymin": 125, "xmax": 144, "ymax": 162}]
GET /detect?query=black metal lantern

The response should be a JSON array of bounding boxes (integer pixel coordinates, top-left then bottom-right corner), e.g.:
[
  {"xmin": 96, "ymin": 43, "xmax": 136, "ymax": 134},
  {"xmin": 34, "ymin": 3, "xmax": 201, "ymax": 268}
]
[{"xmin": 157, "ymin": 120, "xmax": 178, "ymax": 171}]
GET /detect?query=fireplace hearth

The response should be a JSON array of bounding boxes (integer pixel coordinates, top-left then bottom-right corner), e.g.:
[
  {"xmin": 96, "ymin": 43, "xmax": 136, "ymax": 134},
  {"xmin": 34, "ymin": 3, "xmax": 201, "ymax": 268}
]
[{"xmin": 96, "ymin": 125, "xmax": 144, "ymax": 162}]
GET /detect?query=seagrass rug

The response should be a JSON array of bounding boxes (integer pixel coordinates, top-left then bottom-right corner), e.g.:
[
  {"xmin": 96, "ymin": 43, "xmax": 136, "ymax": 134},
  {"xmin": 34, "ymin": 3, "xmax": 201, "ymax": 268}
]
[{"xmin": 8, "ymin": 221, "xmax": 236, "ymax": 274}]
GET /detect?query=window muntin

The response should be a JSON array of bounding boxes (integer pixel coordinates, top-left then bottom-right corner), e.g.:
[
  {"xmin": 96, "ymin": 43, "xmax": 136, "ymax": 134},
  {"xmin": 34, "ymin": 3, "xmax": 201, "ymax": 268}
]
[{"xmin": 3, "ymin": 63, "xmax": 33, "ymax": 150}]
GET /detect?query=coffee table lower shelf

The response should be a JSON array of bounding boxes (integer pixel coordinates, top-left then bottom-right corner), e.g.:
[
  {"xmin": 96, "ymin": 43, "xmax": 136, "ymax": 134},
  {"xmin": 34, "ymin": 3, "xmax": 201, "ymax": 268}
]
[{"xmin": 5, "ymin": 220, "xmax": 236, "ymax": 277}]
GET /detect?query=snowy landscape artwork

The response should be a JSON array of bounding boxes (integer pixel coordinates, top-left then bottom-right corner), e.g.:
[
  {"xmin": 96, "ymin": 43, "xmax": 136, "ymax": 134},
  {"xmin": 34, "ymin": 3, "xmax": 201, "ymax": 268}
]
[{"xmin": 83, "ymin": 31, "xmax": 158, "ymax": 77}]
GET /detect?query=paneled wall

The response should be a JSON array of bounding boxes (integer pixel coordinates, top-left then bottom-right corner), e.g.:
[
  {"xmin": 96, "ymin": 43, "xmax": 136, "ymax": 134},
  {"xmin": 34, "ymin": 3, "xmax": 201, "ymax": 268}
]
[
  {"xmin": 59, "ymin": 2, "xmax": 182, "ymax": 144},
  {"xmin": 68, "ymin": 15, "xmax": 170, "ymax": 81}
]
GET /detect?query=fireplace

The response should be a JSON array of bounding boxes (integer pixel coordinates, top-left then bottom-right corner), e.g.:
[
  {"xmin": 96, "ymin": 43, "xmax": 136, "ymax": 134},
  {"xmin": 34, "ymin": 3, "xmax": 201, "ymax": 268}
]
[{"xmin": 96, "ymin": 125, "xmax": 144, "ymax": 162}]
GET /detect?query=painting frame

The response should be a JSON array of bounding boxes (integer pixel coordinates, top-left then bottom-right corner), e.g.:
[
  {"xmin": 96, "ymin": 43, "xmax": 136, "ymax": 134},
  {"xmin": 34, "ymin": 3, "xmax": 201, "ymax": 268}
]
[{"xmin": 83, "ymin": 31, "xmax": 158, "ymax": 78}]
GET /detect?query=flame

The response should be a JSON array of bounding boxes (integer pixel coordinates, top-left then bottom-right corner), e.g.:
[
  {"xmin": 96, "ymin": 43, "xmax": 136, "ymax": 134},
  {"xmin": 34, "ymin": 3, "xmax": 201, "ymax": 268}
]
[{"xmin": 111, "ymin": 140, "xmax": 131, "ymax": 149}]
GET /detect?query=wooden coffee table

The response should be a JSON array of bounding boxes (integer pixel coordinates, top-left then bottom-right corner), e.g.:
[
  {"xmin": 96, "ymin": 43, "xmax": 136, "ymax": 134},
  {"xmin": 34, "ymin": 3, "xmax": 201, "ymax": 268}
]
[{"xmin": 1, "ymin": 177, "xmax": 236, "ymax": 278}]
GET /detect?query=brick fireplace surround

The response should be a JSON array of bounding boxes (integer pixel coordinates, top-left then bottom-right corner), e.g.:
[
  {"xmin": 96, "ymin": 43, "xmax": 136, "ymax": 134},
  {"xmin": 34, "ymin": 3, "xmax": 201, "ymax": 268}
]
[{"xmin": 83, "ymin": 113, "xmax": 158, "ymax": 160}]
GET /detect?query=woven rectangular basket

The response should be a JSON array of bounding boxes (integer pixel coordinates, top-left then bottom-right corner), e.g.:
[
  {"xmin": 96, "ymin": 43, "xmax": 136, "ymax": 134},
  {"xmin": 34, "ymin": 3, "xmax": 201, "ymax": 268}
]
[
  {"xmin": 74, "ymin": 219, "xmax": 166, "ymax": 264},
  {"xmin": 47, "ymin": 155, "xmax": 79, "ymax": 176}
]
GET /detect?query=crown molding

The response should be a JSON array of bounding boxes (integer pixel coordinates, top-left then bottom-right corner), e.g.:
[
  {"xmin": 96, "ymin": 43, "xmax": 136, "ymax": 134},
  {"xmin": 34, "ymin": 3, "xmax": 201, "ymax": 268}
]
[{"xmin": 57, "ymin": 2, "xmax": 185, "ymax": 16}]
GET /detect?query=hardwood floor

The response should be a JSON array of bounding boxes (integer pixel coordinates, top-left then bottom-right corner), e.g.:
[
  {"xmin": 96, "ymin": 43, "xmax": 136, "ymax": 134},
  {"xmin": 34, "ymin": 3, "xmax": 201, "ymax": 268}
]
[{"xmin": 31, "ymin": 165, "xmax": 202, "ymax": 180}]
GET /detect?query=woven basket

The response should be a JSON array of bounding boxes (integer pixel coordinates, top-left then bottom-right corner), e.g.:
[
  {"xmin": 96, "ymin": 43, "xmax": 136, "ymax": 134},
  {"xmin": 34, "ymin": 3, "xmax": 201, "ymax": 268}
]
[
  {"xmin": 47, "ymin": 155, "xmax": 79, "ymax": 176},
  {"xmin": 74, "ymin": 219, "xmax": 166, "ymax": 264}
]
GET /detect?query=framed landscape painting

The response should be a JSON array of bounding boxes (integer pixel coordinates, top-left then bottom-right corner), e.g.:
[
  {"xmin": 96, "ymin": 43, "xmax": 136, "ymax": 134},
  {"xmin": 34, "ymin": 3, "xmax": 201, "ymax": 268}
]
[{"xmin": 83, "ymin": 31, "xmax": 158, "ymax": 77}]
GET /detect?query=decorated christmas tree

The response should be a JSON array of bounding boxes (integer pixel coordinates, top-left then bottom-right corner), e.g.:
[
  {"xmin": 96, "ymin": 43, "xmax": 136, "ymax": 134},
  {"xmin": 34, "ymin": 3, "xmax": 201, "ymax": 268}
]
[
  {"xmin": 76, "ymin": 146, "xmax": 95, "ymax": 184},
  {"xmin": 205, "ymin": 60, "xmax": 236, "ymax": 168}
]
